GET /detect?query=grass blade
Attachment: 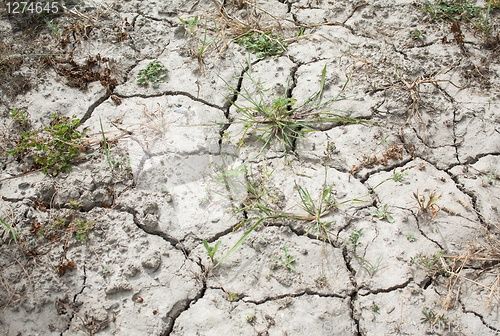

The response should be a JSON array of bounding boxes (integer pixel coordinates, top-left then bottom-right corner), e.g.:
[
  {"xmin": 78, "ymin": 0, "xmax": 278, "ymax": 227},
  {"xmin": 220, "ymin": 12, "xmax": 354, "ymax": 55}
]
[
  {"xmin": 214, "ymin": 217, "xmax": 267, "ymax": 268},
  {"xmin": 0, "ymin": 216, "xmax": 18, "ymax": 244}
]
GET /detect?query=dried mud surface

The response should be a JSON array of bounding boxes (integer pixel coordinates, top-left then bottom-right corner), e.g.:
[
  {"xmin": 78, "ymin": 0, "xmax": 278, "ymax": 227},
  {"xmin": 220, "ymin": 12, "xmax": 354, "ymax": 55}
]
[{"xmin": 1, "ymin": 0, "xmax": 500, "ymax": 335}]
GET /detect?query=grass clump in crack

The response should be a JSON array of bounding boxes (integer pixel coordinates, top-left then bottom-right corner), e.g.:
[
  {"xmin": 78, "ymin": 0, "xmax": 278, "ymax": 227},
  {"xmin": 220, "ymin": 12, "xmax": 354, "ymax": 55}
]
[
  {"xmin": 226, "ymin": 62, "xmax": 368, "ymax": 159},
  {"xmin": 6, "ymin": 113, "xmax": 88, "ymax": 176},
  {"xmin": 137, "ymin": 60, "xmax": 167, "ymax": 89}
]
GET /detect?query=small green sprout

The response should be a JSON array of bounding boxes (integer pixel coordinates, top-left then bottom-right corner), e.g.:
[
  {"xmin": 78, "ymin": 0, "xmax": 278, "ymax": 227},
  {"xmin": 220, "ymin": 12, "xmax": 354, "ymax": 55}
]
[
  {"xmin": 355, "ymin": 255, "xmax": 382, "ymax": 278},
  {"xmin": 69, "ymin": 200, "xmax": 82, "ymax": 210},
  {"xmin": 421, "ymin": 306, "xmax": 447, "ymax": 325},
  {"xmin": 392, "ymin": 171, "xmax": 408, "ymax": 182},
  {"xmin": 45, "ymin": 18, "xmax": 60, "ymax": 36},
  {"xmin": 348, "ymin": 229, "xmax": 364, "ymax": 248},
  {"xmin": 203, "ymin": 239, "xmax": 221, "ymax": 263},
  {"xmin": 272, "ymin": 244, "xmax": 296, "ymax": 271},
  {"xmin": 406, "ymin": 233, "xmax": 416, "ymax": 242},
  {"xmin": 408, "ymin": 28, "xmax": 426, "ymax": 40},
  {"xmin": 371, "ymin": 204, "xmax": 395, "ymax": 223},
  {"xmin": 137, "ymin": 60, "xmax": 167, "ymax": 89},
  {"xmin": 413, "ymin": 190, "xmax": 442, "ymax": 219},
  {"xmin": 372, "ymin": 305, "xmax": 380, "ymax": 313},
  {"xmin": 178, "ymin": 15, "xmax": 200, "ymax": 36},
  {"xmin": 246, "ymin": 314, "xmax": 256, "ymax": 323},
  {"xmin": 227, "ymin": 292, "xmax": 238, "ymax": 301}
]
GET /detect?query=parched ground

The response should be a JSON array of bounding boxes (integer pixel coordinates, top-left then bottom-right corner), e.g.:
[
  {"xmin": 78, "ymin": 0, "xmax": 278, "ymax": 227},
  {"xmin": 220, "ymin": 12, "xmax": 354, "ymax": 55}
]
[{"xmin": 0, "ymin": 0, "xmax": 500, "ymax": 335}]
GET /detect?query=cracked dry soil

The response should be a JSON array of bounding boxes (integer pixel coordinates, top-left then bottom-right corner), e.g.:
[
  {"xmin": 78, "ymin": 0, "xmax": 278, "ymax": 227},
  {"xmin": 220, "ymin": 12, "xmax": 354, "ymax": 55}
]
[{"xmin": 1, "ymin": 0, "xmax": 500, "ymax": 335}]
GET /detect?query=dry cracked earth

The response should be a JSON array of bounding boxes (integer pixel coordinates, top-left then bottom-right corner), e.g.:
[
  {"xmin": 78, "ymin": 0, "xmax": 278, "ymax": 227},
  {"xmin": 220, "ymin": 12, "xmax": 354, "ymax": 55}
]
[{"xmin": 0, "ymin": 0, "xmax": 500, "ymax": 335}]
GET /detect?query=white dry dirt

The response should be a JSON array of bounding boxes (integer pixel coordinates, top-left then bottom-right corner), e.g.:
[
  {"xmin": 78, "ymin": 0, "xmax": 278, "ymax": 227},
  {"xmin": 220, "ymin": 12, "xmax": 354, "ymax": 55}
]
[{"xmin": 0, "ymin": 0, "xmax": 500, "ymax": 335}]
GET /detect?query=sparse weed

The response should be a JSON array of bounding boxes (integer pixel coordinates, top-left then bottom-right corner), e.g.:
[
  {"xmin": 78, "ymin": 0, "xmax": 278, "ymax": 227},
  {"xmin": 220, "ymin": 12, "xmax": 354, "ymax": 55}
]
[
  {"xmin": 480, "ymin": 162, "xmax": 499, "ymax": 186},
  {"xmin": 294, "ymin": 173, "xmax": 337, "ymax": 241},
  {"xmin": 246, "ymin": 314, "xmax": 256, "ymax": 323},
  {"xmin": 372, "ymin": 305, "xmax": 380, "ymax": 313},
  {"xmin": 421, "ymin": 306, "xmax": 447, "ymax": 325},
  {"xmin": 236, "ymin": 32, "xmax": 287, "ymax": 58},
  {"xmin": 392, "ymin": 170, "xmax": 408, "ymax": 182},
  {"xmin": 9, "ymin": 109, "xmax": 28, "ymax": 124},
  {"xmin": 355, "ymin": 255, "xmax": 382, "ymax": 278},
  {"xmin": 406, "ymin": 233, "xmax": 416, "ymax": 242},
  {"xmin": 203, "ymin": 239, "xmax": 221, "ymax": 263},
  {"xmin": 414, "ymin": 250, "xmax": 450, "ymax": 279},
  {"xmin": 69, "ymin": 201, "xmax": 82, "ymax": 210},
  {"xmin": 272, "ymin": 244, "xmax": 296, "ymax": 271},
  {"xmin": 44, "ymin": 18, "xmax": 60, "ymax": 36},
  {"xmin": 348, "ymin": 229, "xmax": 364, "ymax": 249},
  {"xmin": 7, "ymin": 113, "xmax": 88, "ymax": 176},
  {"xmin": 371, "ymin": 204, "xmax": 395, "ymax": 223},
  {"xmin": 315, "ymin": 274, "xmax": 329, "ymax": 287},
  {"xmin": 227, "ymin": 292, "xmax": 238, "ymax": 301},
  {"xmin": 136, "ymin": 60, "xmax": 167, "ymax": 89},
  {"xmin": 412, "ymin": 189, "xmax": 442, "ymax": 219},
  {"xmin": 408, "ymin": 28, "xmax": 427, "ymax": 40},
  {"xmin": 213, "ymin": 164, "xmax": 387, "ymax": 269},
  {"xmin": 52, "ymin": 216, "xmax": 67, "ymax": 228},
  {"xmin": 476, "ymin": 0, "xmax": 493, "ymax": 38},
  {"xmin": 178, "ymin": 15, "xmax": 200, "ymax": 36},
  {"xmin": 71, "ymin": 218, "xmax": 93, "ymax": 242},
  {"xmin": 178, "ymin": 16, "xmax": 217, "ymax": 69}
]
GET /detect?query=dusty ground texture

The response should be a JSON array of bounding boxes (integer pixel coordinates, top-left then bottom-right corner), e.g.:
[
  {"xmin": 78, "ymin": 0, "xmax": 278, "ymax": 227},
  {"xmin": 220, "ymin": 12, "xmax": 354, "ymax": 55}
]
[{"xmin": 1, "ymin": 0, "xmax": 500, "ymax": 335}]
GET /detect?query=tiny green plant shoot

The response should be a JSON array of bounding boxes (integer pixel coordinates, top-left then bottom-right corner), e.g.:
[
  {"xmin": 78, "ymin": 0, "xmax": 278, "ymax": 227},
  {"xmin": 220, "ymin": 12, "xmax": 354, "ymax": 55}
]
[
  {"xmin": 348, "ymin": 229, "xmax": 364, "ymax": 249},
  {"xmin": 421, "ymin": 306, "xmax": 447, "ymax": 325},
  {"xmin": 203, "ymin": 239, "xmax": 221, "ymax": 263},
  {"xmin": 178, "ymin": 15, "xmax": 200, "ymax": 36},
  {"xmin": 0, "ymin": 216, "xmax": 18, "ymax": 244},
  {"xmin": 272, "ymin": 244, "xmax": 296, "ymax": 271},
  {"xmin": 406, "ymin": 233, "xmax": 416, "ymax": 242},
  {"xmin": 137, "ymin": 60, "xmax": 167, "ymax": 89},
  {"xmin": 44, "ymin": 18, "xmax": 60, "ymax": 36},
  {"xmin": 355, "ymin": 255, "xmax": 382, "ymax": 278},
  {"xmin": 246, "ymin": 314, "xmax": 256, "ymax": 323},
  {"xmin": 227, "ymin": 292, "xmax": 238, "ymax": 301},
  {"xmin": 408, "ymin": 28, "xmax": 426, "ymax": 40},
  {"xmin": 371, "ymin": 204, "xmax": 395, "ymax": 223}
]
